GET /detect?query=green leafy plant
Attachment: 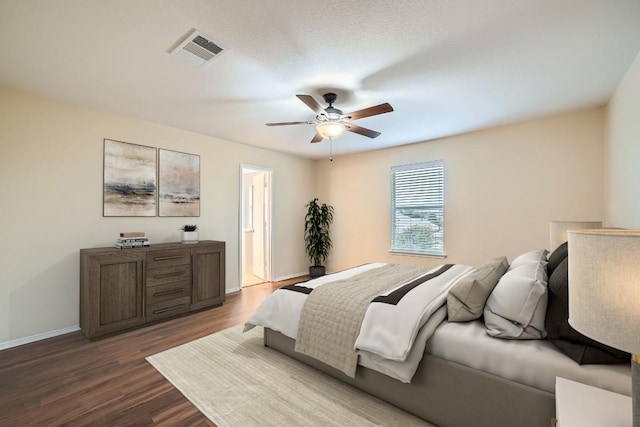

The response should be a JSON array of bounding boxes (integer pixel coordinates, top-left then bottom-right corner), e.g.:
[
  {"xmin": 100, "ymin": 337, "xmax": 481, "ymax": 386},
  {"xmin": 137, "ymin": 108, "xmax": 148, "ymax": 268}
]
[
  {"xmin": 304, "ymin": 198, "xmax": 334, "ymax": 267},
  {"xmin": 181, "ymin": 224, "xmax": 197, "ymax": 232}
]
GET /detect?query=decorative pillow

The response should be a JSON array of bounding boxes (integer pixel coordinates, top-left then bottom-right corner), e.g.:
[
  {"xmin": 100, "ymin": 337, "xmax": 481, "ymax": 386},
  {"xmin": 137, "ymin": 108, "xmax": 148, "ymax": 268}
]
[
  {"xmin": 547, "ymin": 242, "xmax": 568, "ymax": 277},
  {"xmin": 447, "ymin": 257, "xmax": 509, "ymax": 322},
  {"xmin": 545, "ymin": 257, "xmax": 630, "ymax": 364},
  {"xmin": 484, "ymin": 259, "xmax": 548, "ymax": 339},
  {"xmin": 509, "ymin": 249, "xmax": 549, "ymax": 271}
]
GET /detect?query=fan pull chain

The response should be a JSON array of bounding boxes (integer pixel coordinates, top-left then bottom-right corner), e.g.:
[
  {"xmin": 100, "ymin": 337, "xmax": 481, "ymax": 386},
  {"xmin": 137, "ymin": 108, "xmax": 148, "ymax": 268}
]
[{"xmin": 329, "ymin": 138, "xmax": 334, "ymax": 162}]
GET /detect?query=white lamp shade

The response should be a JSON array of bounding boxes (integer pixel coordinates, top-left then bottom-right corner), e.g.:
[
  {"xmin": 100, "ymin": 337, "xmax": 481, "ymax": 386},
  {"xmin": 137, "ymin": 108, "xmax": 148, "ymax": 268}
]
[
  {"xmin": 549, "ymin": 220, "xmax": 602, "ymax": 251},
  {"xmin": 316, "ymin": 121, "xmax": 346, "ymax": 139},
  {"xmin": 568, "ymin": 229, "xmax": 640, "ymax": 355}
]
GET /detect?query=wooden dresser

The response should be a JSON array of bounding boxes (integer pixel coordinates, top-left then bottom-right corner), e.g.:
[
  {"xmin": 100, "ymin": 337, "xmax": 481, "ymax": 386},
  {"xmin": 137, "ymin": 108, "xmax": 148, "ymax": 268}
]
[{"xmin": 80, "ymin": 240, "xmax": 225, "ymax": 339}]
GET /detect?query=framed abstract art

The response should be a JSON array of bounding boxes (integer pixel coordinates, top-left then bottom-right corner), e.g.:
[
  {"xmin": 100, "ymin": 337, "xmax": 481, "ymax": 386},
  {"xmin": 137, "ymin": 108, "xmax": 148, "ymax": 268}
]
[
  {"xmin": 103, "ymin": 139, "xmax": 157, "ymax": 217},
  {"xmin": 158, "ymin": 149, "xmax": 200, "ymax": 217}
]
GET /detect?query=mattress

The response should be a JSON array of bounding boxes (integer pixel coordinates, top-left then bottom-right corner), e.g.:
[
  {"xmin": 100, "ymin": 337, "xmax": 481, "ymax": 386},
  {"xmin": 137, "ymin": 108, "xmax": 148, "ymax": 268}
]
[{"xmin": 425, "ymin": 319, "xmax": 632, "ymax": 396}]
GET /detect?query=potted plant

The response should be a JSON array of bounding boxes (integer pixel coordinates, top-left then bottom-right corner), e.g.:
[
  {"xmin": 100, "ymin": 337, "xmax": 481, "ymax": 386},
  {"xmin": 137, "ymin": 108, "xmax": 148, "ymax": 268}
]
[
  {"xmin": 304, "ymin": 198, "xmax": 334, "ymax": 278},
  {"xmin": 181, "ymin": 224, "xmax": 198, "ymax": 244}
]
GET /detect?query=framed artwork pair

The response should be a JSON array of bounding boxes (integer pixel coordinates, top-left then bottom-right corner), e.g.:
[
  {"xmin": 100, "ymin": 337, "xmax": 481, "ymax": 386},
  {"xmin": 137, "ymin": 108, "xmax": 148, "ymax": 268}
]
[{"xmin": 103, "ymin": 138, "xmax": 200, "ymax": 217}]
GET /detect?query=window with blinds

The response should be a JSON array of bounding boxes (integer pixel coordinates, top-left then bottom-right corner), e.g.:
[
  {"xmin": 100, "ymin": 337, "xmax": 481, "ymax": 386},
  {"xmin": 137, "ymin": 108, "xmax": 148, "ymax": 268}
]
[{"xmin": 390, "ymin": 160, "xmax": 444, "ymax": 256}]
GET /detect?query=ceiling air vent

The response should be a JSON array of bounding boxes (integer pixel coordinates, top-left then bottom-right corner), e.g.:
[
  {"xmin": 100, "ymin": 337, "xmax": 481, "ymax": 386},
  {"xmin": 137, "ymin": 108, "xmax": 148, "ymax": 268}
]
[{"xmin": 171, "ymin": 30, "xmax": 226, "ymax": 67}]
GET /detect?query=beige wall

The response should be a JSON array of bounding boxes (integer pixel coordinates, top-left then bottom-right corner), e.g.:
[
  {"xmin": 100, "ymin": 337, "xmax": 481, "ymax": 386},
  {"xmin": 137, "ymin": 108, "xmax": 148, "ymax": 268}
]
[
  {"xmin": 316, "ymin": 109, "xmax": 605, "ymax": 272},
  {"xmin": 0, "ymin": 86, "xmax": 315, "ymax": 345},
  {"xmin": 1, "ymin": 78, "xmax": 627, "ymax": 346},
  {"xmin": 605, "ymin": 51, "xmax": 640, "ymax": 228}
]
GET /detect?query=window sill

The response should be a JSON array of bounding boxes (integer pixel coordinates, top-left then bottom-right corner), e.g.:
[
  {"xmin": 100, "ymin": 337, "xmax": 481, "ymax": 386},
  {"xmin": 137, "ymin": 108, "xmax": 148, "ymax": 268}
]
[{"xmin": 389, "ymin": 250, "xmax": 447, "ymax": 259}]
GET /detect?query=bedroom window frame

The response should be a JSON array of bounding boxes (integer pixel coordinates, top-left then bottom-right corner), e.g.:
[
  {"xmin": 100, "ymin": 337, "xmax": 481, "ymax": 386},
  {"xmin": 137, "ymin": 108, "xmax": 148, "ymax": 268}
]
[{"xmin": 390, "ymin": 160, "xmax": 445, "ymax": 257}]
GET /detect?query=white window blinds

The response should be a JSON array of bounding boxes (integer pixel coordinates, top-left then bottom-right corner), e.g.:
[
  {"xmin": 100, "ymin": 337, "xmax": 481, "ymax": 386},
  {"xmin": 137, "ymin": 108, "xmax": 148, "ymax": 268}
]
[{"xmin": 391, "ymin": 160, "xmax": 444, "ymax": 256}]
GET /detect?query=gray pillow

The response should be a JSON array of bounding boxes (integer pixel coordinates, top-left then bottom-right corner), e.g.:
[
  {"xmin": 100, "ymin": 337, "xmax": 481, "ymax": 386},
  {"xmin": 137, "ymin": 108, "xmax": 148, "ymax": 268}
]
[
  {"xmin": 447, "ymin": 257, "xmax": 509, "ymax": 322},
  {"xmin": 484, "ymin": 259, "xmax": 549, "ymax": 339},
  {"xmin": 547, "ymin": 242, "xmax": 568, "ymax": 277}
]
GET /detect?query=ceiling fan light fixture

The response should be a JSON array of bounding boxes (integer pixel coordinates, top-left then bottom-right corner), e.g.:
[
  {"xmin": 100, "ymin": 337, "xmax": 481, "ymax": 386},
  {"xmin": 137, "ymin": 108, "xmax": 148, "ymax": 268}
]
[
  {"xmin": 316, "ymin": 121, "xmax": 346, "ymax": 139},
  {"xmin": 266, "ymin": 93, "xmax": 393, "ymax": 144}
]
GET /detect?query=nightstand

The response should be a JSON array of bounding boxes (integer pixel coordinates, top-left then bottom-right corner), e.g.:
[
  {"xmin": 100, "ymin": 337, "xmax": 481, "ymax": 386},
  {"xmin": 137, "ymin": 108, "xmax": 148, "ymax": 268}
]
[{"xmin": 555, "ymin": 377, "xmax": 631, "ymax": 427}]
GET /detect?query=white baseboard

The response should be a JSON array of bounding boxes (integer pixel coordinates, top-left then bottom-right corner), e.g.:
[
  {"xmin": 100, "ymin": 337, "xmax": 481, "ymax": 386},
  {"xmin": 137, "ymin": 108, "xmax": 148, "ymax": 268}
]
[
  {"xmin": 2, "ymin": 273, "xmax": 309, "ymax": 350},
  {"xmin": 272, "ymin": 272, "xmax": 308, "ymax": 282},
  {"xmin": 227, "ymin": 272, "xmax": 307, "ymax": 293},
  {"xmin": 0, "ymin": 325, "xmax": 81, "ymax": 351}
]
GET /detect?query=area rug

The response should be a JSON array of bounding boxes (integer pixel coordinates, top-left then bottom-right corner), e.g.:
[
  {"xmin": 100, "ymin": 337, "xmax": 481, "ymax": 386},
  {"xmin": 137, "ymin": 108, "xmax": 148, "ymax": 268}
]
[{"xmin": 146, "ymin": 325, "xmax": 433, "ymax": 427}]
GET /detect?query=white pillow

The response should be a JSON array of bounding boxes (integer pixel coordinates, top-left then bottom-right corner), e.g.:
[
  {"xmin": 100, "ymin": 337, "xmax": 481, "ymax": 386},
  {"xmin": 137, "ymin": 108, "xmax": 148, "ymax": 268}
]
[
  {"xmin": 484, "ymin": 260, "xmax": 548, "ymax": 339},
  {"xmin": 508, "ymin": 249, "xmax": 548, "ymax": 271}
]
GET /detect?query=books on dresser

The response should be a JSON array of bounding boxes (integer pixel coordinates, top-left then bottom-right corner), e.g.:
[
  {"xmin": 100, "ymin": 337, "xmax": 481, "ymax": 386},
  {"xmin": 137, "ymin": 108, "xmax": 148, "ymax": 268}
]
[
  {"xmin": 116, "ymin": 232, "xmax": 149, "ymax": 248},
  {"xmin": 119, "ymin": 231, "xmax": 145, "ymax": 238}
]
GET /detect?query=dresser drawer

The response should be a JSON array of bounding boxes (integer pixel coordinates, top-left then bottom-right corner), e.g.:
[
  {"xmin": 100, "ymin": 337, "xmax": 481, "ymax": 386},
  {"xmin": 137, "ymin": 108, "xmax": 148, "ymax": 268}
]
[
  {"xmin": 146, "ymin": 281, "xmax": 191, "ymax": 305},
  {"xmin": 147, "ymin": 264, "xmax": 190, "ymax": 287},
  {"xmin": 146, "ymin": 248, "xmax": 189, "ymax": 269},
  {"xmin": 146, "ymin": 296, "xmax": 190, "ymax": 322}
]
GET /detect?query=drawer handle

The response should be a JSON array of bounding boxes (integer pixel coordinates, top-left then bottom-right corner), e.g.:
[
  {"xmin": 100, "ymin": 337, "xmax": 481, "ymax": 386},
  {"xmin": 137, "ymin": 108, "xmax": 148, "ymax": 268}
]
[
  {"xmin": 153, "ymin": 304, "xmax": 185, "ymax": 314},
  {"xmin": 153, "ymin": 255, "xmax": 184, "ymax": 261},
  {"xmin": 153, "ymin": 289, "xmax": 183, "ymax": 297},
  {"xmin": 153, "ymin": 271, "xmax": 183, "ymax": 279}
]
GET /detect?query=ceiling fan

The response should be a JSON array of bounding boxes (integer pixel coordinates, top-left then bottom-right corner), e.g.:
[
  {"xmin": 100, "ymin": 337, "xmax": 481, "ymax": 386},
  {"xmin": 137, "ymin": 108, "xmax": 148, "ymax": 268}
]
[{"xmin": 266, "ymin": 93, "xmax": 394, "ymax": 143}]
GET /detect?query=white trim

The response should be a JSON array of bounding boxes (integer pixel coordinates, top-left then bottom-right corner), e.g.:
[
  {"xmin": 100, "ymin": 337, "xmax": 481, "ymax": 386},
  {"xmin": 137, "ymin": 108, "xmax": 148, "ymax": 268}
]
[
  {"xmin": 239, "ymin": 164, "xmax": 274, "ymax": 289},
  {"xmin": 390, "ymin": 159, "xmax": 445, "ymax": 256},
  {"xmin": 226, "ymin": 272, "xmax": 306, "ymax": 295},
  {"xmin": 389, "ymin": 250, "xmax": 447, "ymax": 259},
  {"xmin": 0, "ymin": 325, "xmax": 81, "ymax": 351},
  {"xmin": 272, "ymin": 272, "xmax": 308, "ymax": 282}
]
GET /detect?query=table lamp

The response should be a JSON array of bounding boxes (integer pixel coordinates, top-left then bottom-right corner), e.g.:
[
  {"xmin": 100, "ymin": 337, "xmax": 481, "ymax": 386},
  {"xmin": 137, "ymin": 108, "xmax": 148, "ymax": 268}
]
[
  {"xmin": 549, "ymin": 220, "xmax": 602, "ymax": 251},
  {"xmin": 568, "ymin": 229, "xmax": 640, "ymax": 426}
]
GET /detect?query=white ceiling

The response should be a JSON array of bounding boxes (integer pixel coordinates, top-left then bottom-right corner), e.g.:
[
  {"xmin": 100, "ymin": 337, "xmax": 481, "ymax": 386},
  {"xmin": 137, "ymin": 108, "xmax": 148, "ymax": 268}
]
[{"xmin": 1, "ymin": 1, "xmax": 639, "ymax": 159}]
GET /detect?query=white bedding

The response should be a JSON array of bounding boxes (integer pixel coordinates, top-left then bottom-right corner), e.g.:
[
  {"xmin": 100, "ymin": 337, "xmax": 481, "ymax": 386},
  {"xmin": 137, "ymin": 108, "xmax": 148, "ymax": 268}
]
[
  {"xmin": 244, "ymin": 263, "xmax": 385, "ymax": 339},
  {"xmin": 245, "ymin": 262, "xmax": 473, "ymax": 383},
  {"xmin": 246, "ymin": 262, "xmax": 632, "ymax": 393},
  {"xmin": 425, "ymin": 319, "xmax": 632, "ymax": 396}
]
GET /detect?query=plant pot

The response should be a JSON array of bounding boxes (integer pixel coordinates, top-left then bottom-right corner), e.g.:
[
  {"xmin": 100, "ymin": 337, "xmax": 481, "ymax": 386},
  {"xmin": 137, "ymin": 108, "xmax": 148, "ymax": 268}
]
[
  {"xmin": 309, "ymin": 265, "xmax": 326, "ymax": 279},
  {"xmin": 181, "ymin": 231, "xmax": 198, "ymax": 244}
]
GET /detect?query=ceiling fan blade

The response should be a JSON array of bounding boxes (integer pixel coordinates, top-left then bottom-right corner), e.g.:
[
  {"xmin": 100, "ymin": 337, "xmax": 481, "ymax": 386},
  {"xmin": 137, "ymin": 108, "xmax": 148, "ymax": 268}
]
[
  {"xmin": 310, "ymin": 132, "xmax": 324, "ymax": 143},
  {"xmin": 346, "ymin": 103, "xmax": 393, "ymax": 120},
  {"xmin": 296, "ymin": 94, "xmax": 325, "ymax": 115},
  {"xmin": 265, "ymin": 121, "xmax": 312, "ymax": 126},
  {"xmin": 345, "ymin": 123, "xmax": 381, "ymax": 138}
]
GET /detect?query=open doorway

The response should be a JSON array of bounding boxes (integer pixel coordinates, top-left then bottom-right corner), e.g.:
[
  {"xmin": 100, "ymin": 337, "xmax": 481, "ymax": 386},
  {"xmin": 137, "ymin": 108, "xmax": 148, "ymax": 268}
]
[{"xmin": 240, "ymin": 165, "xmax": 272, "ymax": 288}]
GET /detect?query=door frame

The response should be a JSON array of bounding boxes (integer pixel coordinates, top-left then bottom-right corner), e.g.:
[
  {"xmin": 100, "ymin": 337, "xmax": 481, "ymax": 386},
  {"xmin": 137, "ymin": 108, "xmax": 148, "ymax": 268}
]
[{"xmin": 239, "ymin": 164, "xmax": 273, "ymax": 288}]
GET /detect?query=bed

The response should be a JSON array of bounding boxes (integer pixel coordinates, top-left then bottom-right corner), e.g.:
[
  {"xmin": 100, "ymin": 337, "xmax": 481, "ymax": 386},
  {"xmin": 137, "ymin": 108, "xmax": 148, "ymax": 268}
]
[{"xmin": 245, "ymin": 247, "xmax": 631, "ymax": 427}]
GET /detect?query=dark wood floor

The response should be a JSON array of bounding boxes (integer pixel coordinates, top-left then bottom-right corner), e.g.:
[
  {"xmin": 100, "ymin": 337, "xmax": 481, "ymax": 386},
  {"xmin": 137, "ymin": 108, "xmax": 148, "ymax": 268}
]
[{"xmin": 0, "ymin": 278, "xmax": 306, "ymax": 426}]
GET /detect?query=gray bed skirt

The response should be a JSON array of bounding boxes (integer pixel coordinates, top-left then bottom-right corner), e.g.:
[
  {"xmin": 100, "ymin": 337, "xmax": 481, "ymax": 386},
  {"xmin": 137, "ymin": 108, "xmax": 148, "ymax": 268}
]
[{"xmin": 264, "ymin": 327, "xmax": 556, "ymax": 427}]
